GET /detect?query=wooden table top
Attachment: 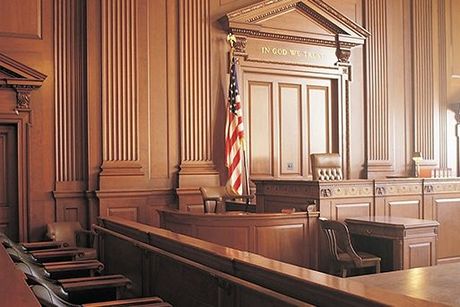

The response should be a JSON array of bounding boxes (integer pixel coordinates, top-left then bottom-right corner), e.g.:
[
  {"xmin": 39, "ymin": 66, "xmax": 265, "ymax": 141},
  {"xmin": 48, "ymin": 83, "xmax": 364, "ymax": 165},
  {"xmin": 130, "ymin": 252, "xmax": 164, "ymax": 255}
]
[
  {"xmin": 345, "ymin": 216, "xmax": 440, "ymax": 228},
  {"xmin": 351, "ymin": 262, "xmax": 460, "ymax": 306}
]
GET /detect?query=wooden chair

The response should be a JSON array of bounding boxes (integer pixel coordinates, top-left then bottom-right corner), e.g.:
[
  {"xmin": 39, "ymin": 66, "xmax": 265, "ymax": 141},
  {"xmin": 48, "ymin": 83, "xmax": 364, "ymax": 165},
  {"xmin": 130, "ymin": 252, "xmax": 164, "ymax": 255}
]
[
  {"xmin": 199, "ymin": 181, "xmax": 253, "ymax": 213},
  {"xmin": 46, "ymin": 222, "xmax": 97, "ymax": 260},
  {"xmin": 29, "ymin": 274, "xmax": 171, "ymax": 307},
  {"xmin": 310, "ymin": 153, "xmax": 343, "ymax": 180},
  {"xmin": 318, "ymin": 217, "xmax": 381, "ymax": 278}
]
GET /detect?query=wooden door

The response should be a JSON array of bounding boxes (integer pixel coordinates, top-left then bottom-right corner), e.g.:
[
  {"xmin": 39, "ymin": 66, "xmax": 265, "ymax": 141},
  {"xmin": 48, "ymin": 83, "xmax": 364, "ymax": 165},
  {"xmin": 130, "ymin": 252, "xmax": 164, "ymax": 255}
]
[
  {"xmin": 0, "ymin": 125, "xmax": 18, "ymax": 240},
  {"xmin": 244, "ymin": 72, "xmax": 339, "ymax": 179}
]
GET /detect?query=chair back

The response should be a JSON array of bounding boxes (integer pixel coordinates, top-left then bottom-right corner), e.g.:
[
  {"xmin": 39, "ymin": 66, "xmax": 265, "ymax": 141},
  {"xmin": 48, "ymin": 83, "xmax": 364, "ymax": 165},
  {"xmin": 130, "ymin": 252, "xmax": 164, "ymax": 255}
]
[
  {"xmin": 30, "ymin": 284, "xmax": 77, "ymax": 307},
  {"xmin": 46, "ymin": 222, "xmax": 83, "ymax": 247},
  {"xmin": 318, "ymin": 218, "xmax": 362, "ymax": 266},
  {"xmin": 310, "ymin": 153, "xmax": 343, "ymax": 180},
  {"xmin": 199, "ymin": 182, "xmax": 240, "ymax": 213}
]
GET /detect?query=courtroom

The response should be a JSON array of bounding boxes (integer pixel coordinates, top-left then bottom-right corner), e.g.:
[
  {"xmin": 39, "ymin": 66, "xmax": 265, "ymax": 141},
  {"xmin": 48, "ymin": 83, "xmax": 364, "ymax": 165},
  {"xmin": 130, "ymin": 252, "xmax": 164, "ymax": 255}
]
[{"xmin": 0, "ymin": 0, "xmax": 459, "ymax": 306}]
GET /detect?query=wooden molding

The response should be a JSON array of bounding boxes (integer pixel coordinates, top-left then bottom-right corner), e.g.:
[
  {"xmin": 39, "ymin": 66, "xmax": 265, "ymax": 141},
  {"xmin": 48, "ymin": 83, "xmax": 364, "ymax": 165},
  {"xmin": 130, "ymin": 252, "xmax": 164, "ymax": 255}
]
[
  {"xmin": 178, "ymin": 0, "xmax": 219, "ymax": 205},
  {"xmin": 54, "ymin": 0, "xmax": 87, "ymax": 185},
  {"xmin": 221, "ymin": 0, "xmax": 369, "ymax": 63},
  {"xmin": 179, "ymin": 0, "xmax": 214, "ymax": 164},
  {"xmin": 412, "ymin": 0, "xmax": 436, "ymax": 161},
  {"xmin": 101, "ymin": 0, "xmax": 139, "ymax": 164},
  {"xmin": 0, "ymin": 52, "xmax": 46, "ymax": 111},
  {"xmin": 0, "ymin": 53, "xmax": 46, "ymax": 241},
  {"xmin": 364, "ymin": 0, "xmax": 393, "ymax": 175}
]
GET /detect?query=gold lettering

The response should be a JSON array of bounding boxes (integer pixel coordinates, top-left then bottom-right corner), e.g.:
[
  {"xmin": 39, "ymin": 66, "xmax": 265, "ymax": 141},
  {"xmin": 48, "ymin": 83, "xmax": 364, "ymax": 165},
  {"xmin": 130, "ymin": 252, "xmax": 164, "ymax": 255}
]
[
  {"xmin": 261, "ymin": 47, "xmax": 270, "ymax": 54},
  {"xmin": 260, "ymin": 45, "xmax": 325, "ymax": 61}
]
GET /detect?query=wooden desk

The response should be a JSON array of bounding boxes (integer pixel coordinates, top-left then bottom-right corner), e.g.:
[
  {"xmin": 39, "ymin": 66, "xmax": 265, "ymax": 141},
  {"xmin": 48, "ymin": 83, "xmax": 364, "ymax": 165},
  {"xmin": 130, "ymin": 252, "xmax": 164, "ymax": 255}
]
[
  {"xmin": 345, "ymin": 216, "xmax": 439, "ymax": 271},
  {"xmin": 351, "ymin": 262, "xmax": 460, "ymax": 306}
]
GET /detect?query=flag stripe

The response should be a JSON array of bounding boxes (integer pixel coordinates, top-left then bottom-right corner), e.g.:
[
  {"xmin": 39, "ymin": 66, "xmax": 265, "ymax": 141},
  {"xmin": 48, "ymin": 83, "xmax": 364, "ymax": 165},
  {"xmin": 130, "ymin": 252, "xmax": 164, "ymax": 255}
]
[{"xmin": 225, "ymin": 57, "xmax": 245, "ymax": 195}]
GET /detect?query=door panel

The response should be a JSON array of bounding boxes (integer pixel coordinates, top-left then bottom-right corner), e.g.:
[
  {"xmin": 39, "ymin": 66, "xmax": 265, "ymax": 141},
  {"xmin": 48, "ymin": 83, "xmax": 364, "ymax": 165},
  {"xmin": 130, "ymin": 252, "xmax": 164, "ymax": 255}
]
[
  {"xmin": 0, "ymin": 125, "xmax": 18, "ymax": 240},
  {"xmin": 244, "ymin": 72, "xmax": 336, "ymax": 179}
]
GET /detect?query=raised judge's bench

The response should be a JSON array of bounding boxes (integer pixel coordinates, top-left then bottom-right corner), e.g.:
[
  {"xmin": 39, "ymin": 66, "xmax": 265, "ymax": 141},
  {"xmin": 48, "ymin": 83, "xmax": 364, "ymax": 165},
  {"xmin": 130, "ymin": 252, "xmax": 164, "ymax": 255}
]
[{"xmin": 253, "ymin": 177, "xmax": 460, "ymax": 264}]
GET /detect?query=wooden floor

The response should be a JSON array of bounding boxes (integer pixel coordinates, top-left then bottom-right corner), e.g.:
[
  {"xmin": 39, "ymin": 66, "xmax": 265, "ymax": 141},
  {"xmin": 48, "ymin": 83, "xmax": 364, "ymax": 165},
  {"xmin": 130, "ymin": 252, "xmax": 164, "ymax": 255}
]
[{"xmin": 351, "ymin": 262, "xmax": 460, "ymax": 306}]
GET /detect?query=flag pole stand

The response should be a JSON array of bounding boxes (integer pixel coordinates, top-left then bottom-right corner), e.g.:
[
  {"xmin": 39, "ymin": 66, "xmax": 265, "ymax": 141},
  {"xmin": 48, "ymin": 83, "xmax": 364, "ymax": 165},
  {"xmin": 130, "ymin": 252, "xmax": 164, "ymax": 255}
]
[{"xmin": 242, "ymin": 148, "xmax": 251, "ymax": 211}]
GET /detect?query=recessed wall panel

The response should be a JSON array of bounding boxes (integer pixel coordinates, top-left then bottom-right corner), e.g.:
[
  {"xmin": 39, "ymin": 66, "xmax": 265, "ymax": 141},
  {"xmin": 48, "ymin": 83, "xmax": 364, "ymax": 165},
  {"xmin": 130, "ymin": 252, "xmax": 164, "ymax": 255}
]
[
  {"xmin": 308, "ymin": 86, "xmax": 329, "ymax": 155},
  {"xmin": 0, "ymin": 0, "xmax": 41, "ymax": 39},
  {"xmin": 249, "ymin": 82, "xmax": 273, "ymax": 176},
  {"xmin": 451, "ymin": 0, "xmax": 460, "ymax": 77},
  {"xmin": 279, "ymin": 84, "xmax": 302, "ymax": 176}
]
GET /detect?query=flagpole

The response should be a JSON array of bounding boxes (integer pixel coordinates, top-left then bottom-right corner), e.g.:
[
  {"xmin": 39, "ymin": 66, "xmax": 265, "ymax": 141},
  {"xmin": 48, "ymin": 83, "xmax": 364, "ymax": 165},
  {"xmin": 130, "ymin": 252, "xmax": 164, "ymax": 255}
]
[{"xmin": 227, "ymin": 33, "xmax": 251, "ymax": 200}]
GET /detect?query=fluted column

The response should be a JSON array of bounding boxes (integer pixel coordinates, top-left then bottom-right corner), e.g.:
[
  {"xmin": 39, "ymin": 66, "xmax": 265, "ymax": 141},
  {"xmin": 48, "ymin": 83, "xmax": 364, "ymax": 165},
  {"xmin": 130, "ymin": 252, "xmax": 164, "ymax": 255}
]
[
  {"xmin": 412, "ymin": 0, "xmax": 436, "ymax": 163},
  {"xmin": 438, "ymin": 0, "xmax": 448, "ymax": 168},
  {"xmin": 100, "ymin": 0, "xmax": 143, "ymax": 185},
  {"xmin": 177, "ymin": 0, "xmax": 219, "ymax": 209},
  {"xmin": 53, "ymin": 0, "xmax": 88, "ymax": 224},
  {"xmin": 364, "ymin": 0, "xmax": 392, "ymax": 177}
]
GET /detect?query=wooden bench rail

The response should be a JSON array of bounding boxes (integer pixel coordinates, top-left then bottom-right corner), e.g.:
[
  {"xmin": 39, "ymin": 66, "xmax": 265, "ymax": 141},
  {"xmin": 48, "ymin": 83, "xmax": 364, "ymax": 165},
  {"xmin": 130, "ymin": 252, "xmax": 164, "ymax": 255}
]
[
  {"xmin": 82, "ymin": 296, "xmax": 167, "ymax": 307},
  {"xmin": 93, "ymin": 224, "xmax": 313, "ymax": 307},
  {"xmin": 95, "ymin": 218, "xmax": 444, "ymax": 306},
  {"xmin": 58, "ymin": 274, "xmax": 131, "ymax": 292},
  {"xmin": 20, "ymin": 241, "xmax": 68, "ymax": 251},
  {"xmin": 43, "ymin": 259, "xmax": 104, "ymax": 273}
]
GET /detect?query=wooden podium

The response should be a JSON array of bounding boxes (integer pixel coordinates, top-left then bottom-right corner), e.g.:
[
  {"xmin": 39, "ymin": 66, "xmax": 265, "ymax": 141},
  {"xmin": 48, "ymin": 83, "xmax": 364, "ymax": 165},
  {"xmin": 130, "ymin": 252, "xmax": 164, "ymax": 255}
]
[{"xmin": 345, "ymin": 216, "xmax": 439, "ymax": 271}]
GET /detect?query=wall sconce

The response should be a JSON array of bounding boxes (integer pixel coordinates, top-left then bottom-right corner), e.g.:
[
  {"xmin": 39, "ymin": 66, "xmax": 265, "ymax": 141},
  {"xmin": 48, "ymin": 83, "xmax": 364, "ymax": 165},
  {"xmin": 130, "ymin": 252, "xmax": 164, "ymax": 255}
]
[{"xmin": 412, "ymin": 152, "xmax": 423, "ymax": 178}]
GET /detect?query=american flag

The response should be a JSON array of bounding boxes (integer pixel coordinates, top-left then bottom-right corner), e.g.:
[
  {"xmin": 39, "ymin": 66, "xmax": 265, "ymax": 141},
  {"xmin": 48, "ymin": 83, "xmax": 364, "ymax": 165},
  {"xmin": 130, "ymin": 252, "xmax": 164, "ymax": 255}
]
[{"xmin": 225, "ymin": 57, "xmax": 245, "ymax": 195}]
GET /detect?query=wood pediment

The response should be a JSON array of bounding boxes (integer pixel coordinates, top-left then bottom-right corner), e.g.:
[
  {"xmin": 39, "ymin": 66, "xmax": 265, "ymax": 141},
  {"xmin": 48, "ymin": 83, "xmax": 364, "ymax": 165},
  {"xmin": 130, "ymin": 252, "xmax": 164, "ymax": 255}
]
[
  {"xmin": 221, "ymin": 0, "xmax": 370, "ymax": 62},
  {"xmin": 0, "ymin": 52, "xmax": 46, "ymax": 88},
  {"xmin": 0, "ymin": 52, "xmax": 47, "ymax": 110}
]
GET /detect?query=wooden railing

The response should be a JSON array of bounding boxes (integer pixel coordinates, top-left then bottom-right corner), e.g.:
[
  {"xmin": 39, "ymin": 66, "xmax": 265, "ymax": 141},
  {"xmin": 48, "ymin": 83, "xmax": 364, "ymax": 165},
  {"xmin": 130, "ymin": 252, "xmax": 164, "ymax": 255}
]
[{"xmin": 96, "ymin": 216, "xmax": 442, "ymax": 307}]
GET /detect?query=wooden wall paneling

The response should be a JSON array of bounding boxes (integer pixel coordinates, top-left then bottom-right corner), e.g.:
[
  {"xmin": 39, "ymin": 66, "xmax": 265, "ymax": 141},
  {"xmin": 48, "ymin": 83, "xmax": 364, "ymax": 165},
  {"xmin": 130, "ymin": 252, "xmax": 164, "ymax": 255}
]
[
  {"xmin": 430, "ymin": 196, "xmax": 460, "ymax": 264},
  {"xmin": 438, "ymin": 0, "xmax": 448, "ymax": 168},
  {"xmin": 248, "ymin": 80, "xmax": 273, "ymax": 177},
  {"xmin": 412, "ymin": 0, "xmax": 437, "ymax": 165},
  {"xmin": 95, "ymin": 0, "xmax": 178, "ymax": 222},
  {"xmin": 196, "ymin": 225, "xmax": 250, "ymax": 251},
  {"xmin": 423, "ymin": 179, "xmax": 460, "ymax": 264},
  {"xmin": 446, "ymin": 0, "xmax": 460, "ymax": 104},
  {"xmin": 0, "ymin": 50, "xmax": 47, "ymax": 241},
  {"xmin": 0, "ymin": 0, "xmax": 42, "ymax": 39},
  {"xmin": 254, "ymin": 223, "xmax": 307, "ymax": 267},
  {"xmin": 0, "ymin": 126, "xmax": 18, "ymax": 240},
  {"xmin": 53, "ymin": 0, "xmax": 88, "ymax": 228},
  {"xmin": 177, "ymin": 0, "xmax": 220, "ymax": 209},
  {"xmin": 85, "ymin": 0, "xmax": 103, "ymax": 227},
  {"xmin": 307, "ymin": 85, "xmax": 330, "ymax": 158},
  {"xmin": 279, "ymin": 83, "xmax": 302, "ymax": 176},
  {"xmin": 332, "ymin": 201, "xmax": 373, "ymax": 221},
  {"xmin": 364, "ymin": 0, "xmax": 393, "ymax": 177},
  {"xmin": 374, "ymin": 179, "xmax": 423, "ymax": 218},
  {"xmin": 100, "ymin": 0, "xmax": 142, "ymax": 181},
  {"xmin": 405, "ymin": 239, "xmax": 436, "ymax": 269}
]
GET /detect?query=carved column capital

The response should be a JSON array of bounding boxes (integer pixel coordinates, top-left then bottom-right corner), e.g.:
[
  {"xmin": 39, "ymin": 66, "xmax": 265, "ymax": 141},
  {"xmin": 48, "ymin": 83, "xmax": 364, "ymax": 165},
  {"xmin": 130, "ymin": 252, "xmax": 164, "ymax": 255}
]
[
  {"xmin": 13, "ymin": 85, "xmax": 34, "ymax": 110},
  {"xmin": 336, "ymin": 47, "xmax": 351, "ymax": 63},
  {"xmin": 234, "ymin": 35, "xmax": 248, "ymax": 57}
]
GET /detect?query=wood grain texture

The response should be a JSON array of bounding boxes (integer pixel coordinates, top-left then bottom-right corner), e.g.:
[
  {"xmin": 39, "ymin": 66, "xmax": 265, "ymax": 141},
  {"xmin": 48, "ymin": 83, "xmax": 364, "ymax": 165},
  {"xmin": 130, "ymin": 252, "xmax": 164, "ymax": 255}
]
[
  {"xmin": 0, "ymin": 0, "xmax": 42, "ymax": 39},
  {"xmin": 179, "ymin": 0, "xmax": 212, "ymax": 163},
  {"xmin": 54, "ymin": 0, "xmax": 87, "ymax": 183},
  {"xmin": 158, "ymin": 209, "xmax": 318, "ymax": 268},
  {"xmin": 98, "ymin": 215, "xmax": 442, "ymax": 306},
  {"xmin": 412, "ymin": 0, "xmax": 435, "ymax": 161},
  {"xmin": 102, "ymin": 0, "xmax": 138, "ymax": 162},
  {"xmin": 364, "ymin": 0, "xmax": 392, "ymax": 174}
]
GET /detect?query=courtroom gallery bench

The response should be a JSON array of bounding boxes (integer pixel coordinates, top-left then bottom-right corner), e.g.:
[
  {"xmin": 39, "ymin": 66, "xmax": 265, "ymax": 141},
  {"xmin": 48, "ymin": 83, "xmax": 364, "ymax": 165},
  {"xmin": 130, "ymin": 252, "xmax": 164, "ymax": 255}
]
[{"xmin": 95, "ymin": 216, "xmax": 444, "ymax": 306}]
